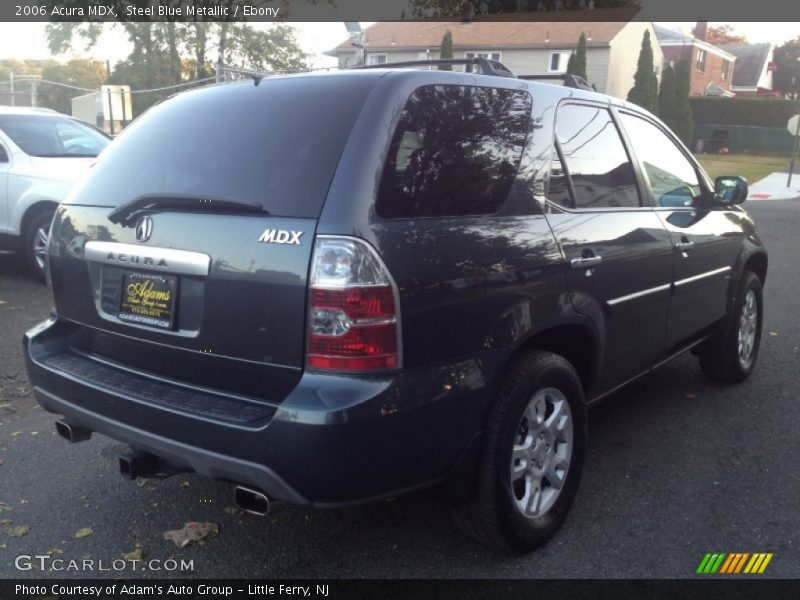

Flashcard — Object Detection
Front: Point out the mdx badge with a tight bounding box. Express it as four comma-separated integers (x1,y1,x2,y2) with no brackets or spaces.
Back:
135,215,153,242
258,229,303,245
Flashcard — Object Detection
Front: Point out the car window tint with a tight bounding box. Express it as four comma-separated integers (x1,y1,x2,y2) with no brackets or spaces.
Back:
0,115,109,158
377,85,532,218
65,76,378,218
551,104,639,209
620,113,701,208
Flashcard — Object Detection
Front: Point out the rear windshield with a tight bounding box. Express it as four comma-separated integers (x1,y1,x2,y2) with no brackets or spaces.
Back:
65,75,378,218
0,115,109,158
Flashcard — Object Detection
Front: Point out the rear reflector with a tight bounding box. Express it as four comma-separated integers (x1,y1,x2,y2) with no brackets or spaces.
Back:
307,237,400,372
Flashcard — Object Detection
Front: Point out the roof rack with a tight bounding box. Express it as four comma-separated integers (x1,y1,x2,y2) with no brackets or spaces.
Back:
517,73,594,92
355,58,516,79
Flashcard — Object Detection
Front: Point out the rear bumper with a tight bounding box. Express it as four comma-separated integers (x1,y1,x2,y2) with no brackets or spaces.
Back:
24,317,496,506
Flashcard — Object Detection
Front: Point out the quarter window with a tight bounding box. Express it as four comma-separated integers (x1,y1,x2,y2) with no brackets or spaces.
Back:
619,113,702,208
549,104,639,209
377,85,532,218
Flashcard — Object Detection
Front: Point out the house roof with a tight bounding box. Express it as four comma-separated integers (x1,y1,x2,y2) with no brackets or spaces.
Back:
332,21,630,53
653,24,737,61
717,43,772,88
653,24,693,44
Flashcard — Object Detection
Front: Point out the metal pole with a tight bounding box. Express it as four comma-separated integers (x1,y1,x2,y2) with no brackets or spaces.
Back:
30,77,37,107
788,119,800,188
9,71,14,107
107,87,115,136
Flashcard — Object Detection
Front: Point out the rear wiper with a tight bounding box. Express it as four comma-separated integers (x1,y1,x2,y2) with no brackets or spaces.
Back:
108,194,268,226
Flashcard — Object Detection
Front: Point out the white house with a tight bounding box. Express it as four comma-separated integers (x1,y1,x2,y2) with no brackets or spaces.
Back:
327,21,663,99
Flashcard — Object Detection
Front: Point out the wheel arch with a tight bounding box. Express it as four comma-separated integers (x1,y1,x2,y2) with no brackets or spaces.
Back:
743,251,768,286
510,320,600,397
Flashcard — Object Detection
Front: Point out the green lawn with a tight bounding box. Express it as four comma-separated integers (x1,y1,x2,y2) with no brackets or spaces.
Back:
694,154,788,184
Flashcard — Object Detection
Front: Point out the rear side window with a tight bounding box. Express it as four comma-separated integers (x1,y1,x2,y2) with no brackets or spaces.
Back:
377,85,532,218
550,104,640,209
65,75,378,218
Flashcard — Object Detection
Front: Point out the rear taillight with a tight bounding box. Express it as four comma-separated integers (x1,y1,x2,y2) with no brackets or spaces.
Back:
307,236,401,372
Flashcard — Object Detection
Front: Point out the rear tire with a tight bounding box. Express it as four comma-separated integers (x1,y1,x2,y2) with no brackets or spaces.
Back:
24,208,54,283
699,270,763,383
452,351,587,553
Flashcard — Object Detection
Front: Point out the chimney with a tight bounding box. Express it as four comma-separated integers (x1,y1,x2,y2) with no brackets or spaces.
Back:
693,22,708,42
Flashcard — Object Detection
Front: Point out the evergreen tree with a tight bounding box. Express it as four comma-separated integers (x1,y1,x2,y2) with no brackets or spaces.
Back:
627,30,659,115
672,58,694,146
439,30,453,71
658,62,676,130
567,32,588,81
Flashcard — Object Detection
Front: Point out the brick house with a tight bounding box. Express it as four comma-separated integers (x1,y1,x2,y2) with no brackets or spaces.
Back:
654,23,737,97
327,21,663,100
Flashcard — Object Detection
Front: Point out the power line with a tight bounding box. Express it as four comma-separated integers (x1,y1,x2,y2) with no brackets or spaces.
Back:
0,75,219,95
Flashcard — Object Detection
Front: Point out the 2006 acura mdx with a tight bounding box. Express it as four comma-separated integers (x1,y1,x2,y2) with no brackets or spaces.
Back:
25,60,767,552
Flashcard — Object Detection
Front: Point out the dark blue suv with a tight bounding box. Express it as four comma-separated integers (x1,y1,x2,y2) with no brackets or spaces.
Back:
25,61,767,552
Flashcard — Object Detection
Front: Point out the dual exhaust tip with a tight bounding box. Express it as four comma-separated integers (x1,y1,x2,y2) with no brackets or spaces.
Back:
56,419,272,516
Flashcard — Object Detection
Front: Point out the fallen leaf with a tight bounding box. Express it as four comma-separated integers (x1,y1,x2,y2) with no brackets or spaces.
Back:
769,331,779,336
19,499,29,505
0,519,11,525
11,432,21,437
137,479,148,488
162,522,219,548
7,525,30,537
74,527,94,539
0,403,14,412
30,431,39,436
46,548,63,555
123,548,145,561
223,506,240,515
178,481,190,489
0,459,4,466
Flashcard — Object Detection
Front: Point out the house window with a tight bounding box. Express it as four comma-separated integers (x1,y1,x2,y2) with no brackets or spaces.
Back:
464,51,502,72
366,54,388,66
695,49,706,72
548,51,573,74
465,51,502,62
721,60,730,81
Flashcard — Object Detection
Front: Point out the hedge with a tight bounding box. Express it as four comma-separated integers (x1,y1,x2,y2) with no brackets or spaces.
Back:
691,97,798,128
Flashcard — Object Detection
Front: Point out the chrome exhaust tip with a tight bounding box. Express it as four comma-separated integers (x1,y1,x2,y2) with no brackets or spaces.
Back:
55,419,92,443
234,485,271,516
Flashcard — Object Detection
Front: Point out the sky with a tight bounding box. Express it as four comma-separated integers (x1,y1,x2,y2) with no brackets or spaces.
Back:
0,22,797,70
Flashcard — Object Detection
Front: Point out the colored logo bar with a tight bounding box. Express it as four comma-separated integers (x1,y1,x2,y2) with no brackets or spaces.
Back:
696,552,773,574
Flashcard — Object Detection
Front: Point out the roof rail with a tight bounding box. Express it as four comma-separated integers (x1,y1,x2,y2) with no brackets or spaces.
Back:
517,73,594,92
355,58,516,79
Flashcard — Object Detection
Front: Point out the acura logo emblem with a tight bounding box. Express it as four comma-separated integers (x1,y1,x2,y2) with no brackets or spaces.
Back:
135,216,153,243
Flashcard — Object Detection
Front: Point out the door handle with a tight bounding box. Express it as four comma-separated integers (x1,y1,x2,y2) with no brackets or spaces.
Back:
675,241,694,252
571,256,603,269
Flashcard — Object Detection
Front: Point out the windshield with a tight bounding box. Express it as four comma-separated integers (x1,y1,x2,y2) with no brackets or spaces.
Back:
0,115,110,158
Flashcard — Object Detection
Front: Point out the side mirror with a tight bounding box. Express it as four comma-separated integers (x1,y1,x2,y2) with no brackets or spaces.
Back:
0,144,8,163
714,175,748,205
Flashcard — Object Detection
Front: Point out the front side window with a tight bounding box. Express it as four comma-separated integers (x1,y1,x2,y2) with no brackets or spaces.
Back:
549,104,639,209
0,115,109,158
619,113,702,207
377,85,532,218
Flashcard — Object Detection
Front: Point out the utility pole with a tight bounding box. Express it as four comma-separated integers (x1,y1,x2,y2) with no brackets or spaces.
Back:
30,75,39,107
9,71,14,107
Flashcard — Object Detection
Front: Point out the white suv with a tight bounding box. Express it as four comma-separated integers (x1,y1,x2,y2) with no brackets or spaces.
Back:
0,106,110,279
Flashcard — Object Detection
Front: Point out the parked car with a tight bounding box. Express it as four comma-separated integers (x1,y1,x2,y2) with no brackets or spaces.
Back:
24,61,767,553
0,106,110,279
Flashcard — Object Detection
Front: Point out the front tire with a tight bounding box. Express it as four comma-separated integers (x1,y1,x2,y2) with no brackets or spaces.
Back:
453,351,587,553
24,208,54,283
699,270,763,383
